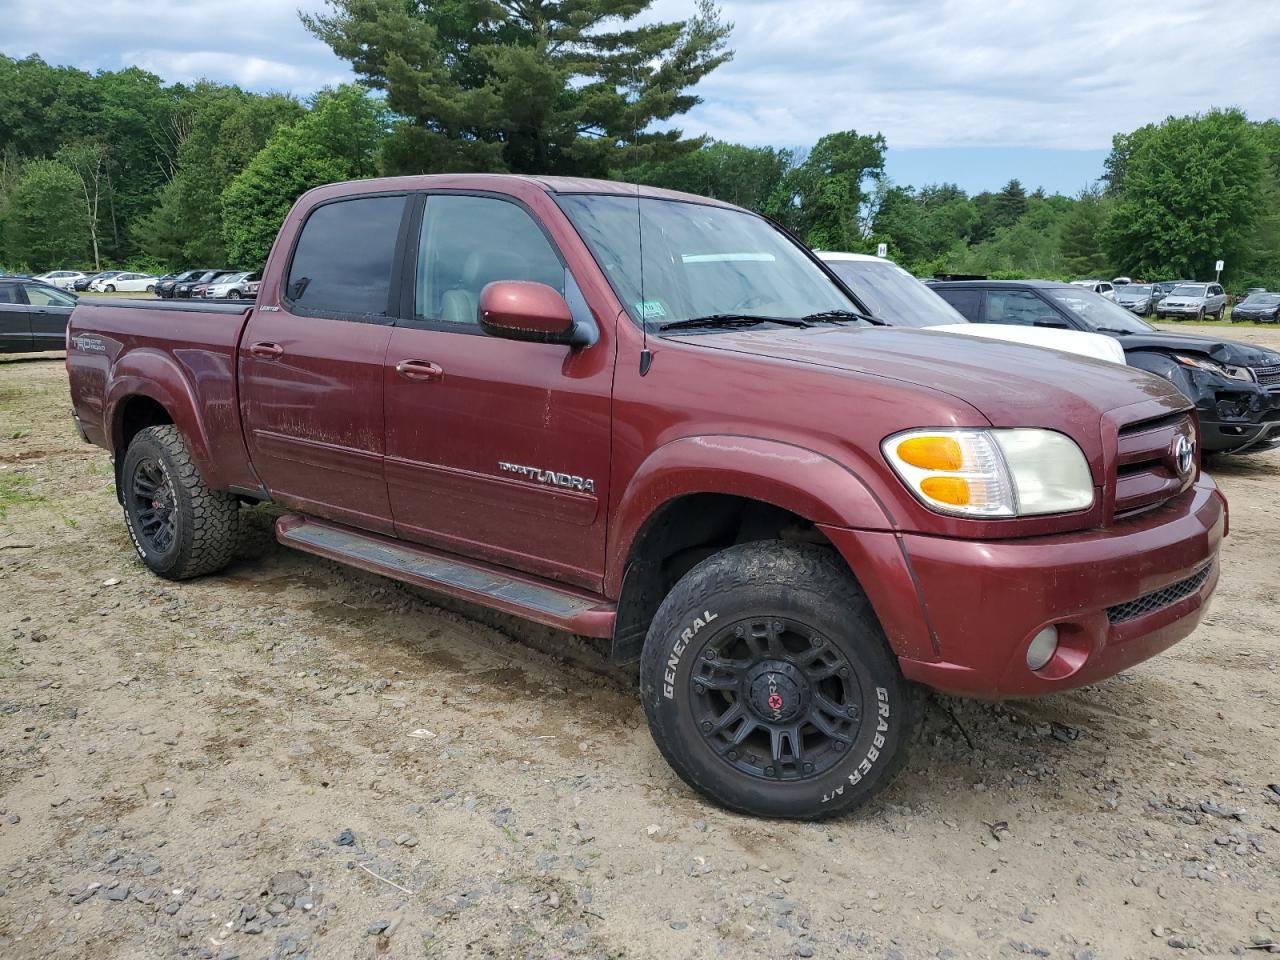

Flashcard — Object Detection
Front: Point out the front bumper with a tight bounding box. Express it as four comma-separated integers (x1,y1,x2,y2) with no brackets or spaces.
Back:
821,477,1224,699
1159,303,1207,316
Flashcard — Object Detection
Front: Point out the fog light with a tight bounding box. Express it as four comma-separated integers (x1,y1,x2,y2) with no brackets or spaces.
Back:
1026,626,1059,671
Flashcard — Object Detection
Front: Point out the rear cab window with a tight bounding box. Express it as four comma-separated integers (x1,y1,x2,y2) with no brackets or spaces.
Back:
285,195,408,318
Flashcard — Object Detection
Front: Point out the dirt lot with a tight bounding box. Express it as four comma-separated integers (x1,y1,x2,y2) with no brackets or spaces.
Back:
1,329,1278,960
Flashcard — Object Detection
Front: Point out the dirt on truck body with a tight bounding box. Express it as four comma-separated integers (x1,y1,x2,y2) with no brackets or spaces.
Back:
3,352,1280,958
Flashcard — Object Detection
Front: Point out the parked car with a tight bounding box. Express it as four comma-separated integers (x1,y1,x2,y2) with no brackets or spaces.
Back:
205,271,261,299
33,270,88,291
190,272,240,298
89,272,159,293
174,270,230,298
931,279,1280,453
817,252,1124,364
1156,282,1227,321
67,174,1227,819
1232,291,1280,323
1234,287,1267,306
0,278,77,353
75,271,120,292
1113,283,1158,316
157,270,208,299
1071,279,1115,300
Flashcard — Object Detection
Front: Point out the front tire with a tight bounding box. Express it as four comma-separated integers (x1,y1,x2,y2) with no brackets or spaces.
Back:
121,425,240,580
640,541,918,819
1196,308,1205,322
104,284,115,293
227,290,241,300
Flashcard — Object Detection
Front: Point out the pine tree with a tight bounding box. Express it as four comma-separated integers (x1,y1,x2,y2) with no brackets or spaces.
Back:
302,0,733,177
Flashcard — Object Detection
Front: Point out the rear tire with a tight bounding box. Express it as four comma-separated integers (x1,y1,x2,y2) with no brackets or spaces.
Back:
640,541,918,819
121,425,240,580
146,284,155,293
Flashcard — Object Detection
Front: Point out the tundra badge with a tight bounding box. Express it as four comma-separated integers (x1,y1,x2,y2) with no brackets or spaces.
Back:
499,462,595,495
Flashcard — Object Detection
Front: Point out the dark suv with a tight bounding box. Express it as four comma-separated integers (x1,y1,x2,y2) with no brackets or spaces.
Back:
931,279,1280,453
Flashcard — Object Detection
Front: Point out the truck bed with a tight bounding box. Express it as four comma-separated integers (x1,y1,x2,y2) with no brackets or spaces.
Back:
66,296,262,496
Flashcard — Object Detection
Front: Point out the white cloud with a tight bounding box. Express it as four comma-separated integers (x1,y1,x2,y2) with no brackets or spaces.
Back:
0,0,349,94
2,0,1277,151
652,0,1280,149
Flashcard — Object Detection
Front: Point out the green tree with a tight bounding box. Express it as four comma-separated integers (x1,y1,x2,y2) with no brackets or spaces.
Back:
627,140,791,211
302,0,733,177
134,85,303,266
767,130,886,249
1058,185,1112,277
221,85,388,267
2,160,92,270
1103,109,1265,278
991,179,1028,230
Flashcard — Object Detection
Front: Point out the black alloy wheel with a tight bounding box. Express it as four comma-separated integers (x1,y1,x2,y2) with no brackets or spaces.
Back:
129,457,178,554
688,616,862,783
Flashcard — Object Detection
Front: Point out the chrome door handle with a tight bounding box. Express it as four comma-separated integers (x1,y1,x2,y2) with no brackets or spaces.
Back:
395,359,444,382
249,341,284,360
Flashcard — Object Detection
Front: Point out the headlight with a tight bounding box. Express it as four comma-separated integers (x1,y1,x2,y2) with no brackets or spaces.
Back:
1175,355,1255,382
882,428,1094,518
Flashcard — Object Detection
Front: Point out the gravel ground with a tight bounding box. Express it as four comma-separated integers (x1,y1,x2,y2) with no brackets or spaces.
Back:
1,331,1278,960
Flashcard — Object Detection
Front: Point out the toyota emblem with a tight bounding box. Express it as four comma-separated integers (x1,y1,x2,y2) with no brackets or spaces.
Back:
1173,434,1195,476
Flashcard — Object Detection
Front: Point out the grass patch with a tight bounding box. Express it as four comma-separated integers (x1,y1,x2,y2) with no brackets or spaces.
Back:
0,473,45,520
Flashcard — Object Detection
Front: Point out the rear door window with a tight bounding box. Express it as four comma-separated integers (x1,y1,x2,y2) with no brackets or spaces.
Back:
981,290,1063,326
935,288,983,321
286,195,407,318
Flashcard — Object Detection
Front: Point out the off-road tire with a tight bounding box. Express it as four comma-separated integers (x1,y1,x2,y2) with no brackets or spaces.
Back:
121,425,240,580
640,541,919,819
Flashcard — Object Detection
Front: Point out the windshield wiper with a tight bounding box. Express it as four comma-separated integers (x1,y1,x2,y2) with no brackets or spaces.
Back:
657,314,812,332
800,308,887,326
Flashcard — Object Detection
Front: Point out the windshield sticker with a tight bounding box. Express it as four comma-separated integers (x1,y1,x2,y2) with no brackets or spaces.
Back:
635,300,669,321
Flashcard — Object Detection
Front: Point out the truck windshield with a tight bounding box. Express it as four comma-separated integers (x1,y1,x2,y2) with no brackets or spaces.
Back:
822,258,966,328
557,194,855,330
1045,288,1154,334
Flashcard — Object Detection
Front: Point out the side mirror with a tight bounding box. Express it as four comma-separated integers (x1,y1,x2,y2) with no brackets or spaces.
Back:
479,281,584,346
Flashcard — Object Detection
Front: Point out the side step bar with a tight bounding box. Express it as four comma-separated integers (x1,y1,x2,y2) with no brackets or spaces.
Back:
275,515,616,638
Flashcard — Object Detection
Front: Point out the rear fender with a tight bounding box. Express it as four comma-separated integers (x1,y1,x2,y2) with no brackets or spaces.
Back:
105,349,219,488
605,435,897,597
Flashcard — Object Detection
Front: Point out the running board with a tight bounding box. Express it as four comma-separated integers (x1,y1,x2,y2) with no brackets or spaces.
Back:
275,515,616,638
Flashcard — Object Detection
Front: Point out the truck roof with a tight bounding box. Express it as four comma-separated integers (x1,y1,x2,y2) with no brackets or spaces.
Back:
297,173,739,210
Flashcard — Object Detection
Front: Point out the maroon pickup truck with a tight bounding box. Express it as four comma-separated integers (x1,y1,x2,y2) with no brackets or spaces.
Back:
66,175,1226,818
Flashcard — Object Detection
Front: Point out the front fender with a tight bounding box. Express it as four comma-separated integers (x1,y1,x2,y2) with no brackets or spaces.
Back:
605,434,897,596
105,349,221,488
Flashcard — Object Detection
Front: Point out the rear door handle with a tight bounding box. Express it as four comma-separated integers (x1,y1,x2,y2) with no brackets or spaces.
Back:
249,341,284,360
395,359,444,382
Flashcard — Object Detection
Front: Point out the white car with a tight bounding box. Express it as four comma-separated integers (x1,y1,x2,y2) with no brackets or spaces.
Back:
1070,279,1116,301
33,270,87,291
204,271,261,299
817,252,1127,365
89,272,159,293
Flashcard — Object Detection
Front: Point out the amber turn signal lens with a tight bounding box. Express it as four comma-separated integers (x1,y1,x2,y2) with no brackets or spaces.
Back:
920,476,971,506
896,436,964,471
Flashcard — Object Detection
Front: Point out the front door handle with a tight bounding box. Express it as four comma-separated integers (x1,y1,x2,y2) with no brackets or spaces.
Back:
250,341,284,360
395,359,444,382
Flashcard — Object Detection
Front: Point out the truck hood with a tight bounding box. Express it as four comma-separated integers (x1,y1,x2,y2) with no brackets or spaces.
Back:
1117,329,1280,366
929,323,1127,365
667,325,1188,429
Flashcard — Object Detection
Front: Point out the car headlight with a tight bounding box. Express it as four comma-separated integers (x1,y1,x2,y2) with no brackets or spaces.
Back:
1175,355,1255,382
882,428,1094,518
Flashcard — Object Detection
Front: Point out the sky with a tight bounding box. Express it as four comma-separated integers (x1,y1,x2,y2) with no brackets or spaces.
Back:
2,0,1278,196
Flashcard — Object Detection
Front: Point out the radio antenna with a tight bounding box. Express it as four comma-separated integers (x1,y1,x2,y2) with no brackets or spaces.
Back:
637,181,652,375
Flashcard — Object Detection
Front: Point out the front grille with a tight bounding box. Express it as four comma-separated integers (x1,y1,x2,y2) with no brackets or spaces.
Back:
1113,413,1196,516
1251,363,1280,390
1107,564,1212,624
